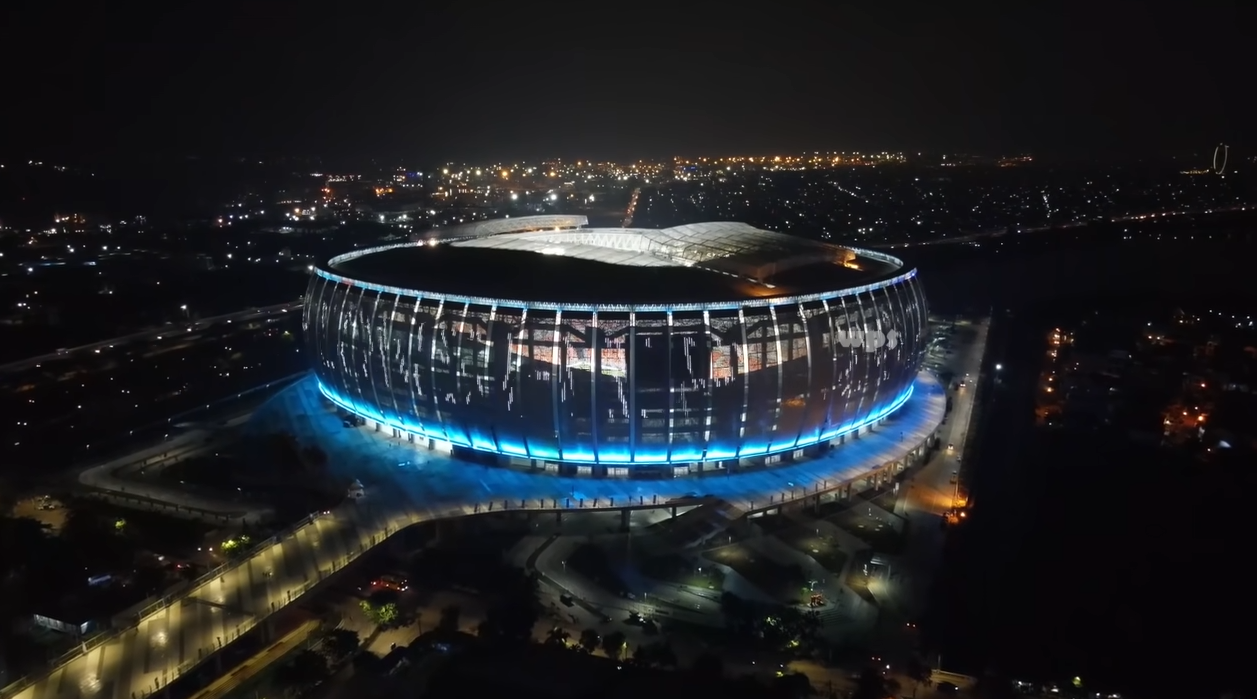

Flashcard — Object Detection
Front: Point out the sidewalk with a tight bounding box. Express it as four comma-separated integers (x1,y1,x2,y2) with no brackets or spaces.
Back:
874,319,990,636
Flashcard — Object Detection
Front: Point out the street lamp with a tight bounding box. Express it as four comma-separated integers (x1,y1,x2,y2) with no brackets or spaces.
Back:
995,363,1002,371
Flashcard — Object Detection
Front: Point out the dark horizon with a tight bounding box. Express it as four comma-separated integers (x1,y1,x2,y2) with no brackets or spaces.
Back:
2,1,1252,164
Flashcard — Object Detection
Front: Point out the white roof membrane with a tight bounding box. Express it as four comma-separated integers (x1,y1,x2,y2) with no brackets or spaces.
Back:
449,219,850,281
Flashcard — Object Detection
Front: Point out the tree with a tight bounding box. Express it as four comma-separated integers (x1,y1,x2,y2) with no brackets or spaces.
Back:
601,630,626,660
691,652,724,679
632,641,677,668
477,569,540,645
973,673,1017,699
719,591,746,617
360,591,400,627
905,654,933,691
275,649,327,694
0,516,50,581
322,628,360,662
60,506,125,567
631,643,650,666
0,516,56,633
301,445,328,470
578,628,600,654
437,604,461,632
360,600,398,627
351,651,380,674
220,534,253,560
268,432,303,473
852,667,890,699
299,446,331,490
132,565,167,596
771,672,814,699
544,627,571,648
655,643,678,667
0,516,48,559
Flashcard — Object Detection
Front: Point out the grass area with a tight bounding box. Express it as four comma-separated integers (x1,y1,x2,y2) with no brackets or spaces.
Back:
638,553,726,590
567,543,629,596
702,544,808,604
774,527,849,577
827,507,907,555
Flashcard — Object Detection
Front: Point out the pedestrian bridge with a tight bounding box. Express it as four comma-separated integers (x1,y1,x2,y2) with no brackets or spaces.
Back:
1,372,945,699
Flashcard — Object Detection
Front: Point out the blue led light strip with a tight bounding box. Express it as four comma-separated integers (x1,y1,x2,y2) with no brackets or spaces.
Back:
317,378,915,467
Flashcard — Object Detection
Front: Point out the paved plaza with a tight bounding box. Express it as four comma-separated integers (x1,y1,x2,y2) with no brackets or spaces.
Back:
256,372,946,513
4,371,945,699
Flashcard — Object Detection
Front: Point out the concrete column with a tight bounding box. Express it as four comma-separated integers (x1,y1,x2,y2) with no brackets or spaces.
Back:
620,509,630,531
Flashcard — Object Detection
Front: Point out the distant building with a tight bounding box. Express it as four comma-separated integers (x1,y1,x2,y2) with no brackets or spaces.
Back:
30,574,143,638
32,609,97,637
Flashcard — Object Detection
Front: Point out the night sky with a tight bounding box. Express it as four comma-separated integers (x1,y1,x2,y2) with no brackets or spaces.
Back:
3,1,1251,162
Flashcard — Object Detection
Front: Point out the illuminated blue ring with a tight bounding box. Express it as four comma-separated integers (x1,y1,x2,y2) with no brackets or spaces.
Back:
317,379,915,466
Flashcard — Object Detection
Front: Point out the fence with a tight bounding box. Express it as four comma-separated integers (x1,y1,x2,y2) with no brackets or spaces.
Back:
77,486,255,526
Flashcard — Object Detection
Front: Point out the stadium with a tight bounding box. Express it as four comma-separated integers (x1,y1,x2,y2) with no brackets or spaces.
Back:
304,215,928,478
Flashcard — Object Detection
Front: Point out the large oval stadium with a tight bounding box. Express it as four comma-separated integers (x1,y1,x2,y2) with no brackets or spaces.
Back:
304,215,928,476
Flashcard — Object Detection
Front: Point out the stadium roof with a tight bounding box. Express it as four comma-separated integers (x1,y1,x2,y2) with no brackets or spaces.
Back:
324,216,906,306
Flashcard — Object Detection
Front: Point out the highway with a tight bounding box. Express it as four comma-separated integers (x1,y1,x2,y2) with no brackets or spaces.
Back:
0,302,301,375
3,370,947,699
76,414,275,526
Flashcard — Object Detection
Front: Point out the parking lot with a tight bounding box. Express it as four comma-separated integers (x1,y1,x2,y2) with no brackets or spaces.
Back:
10,494,68,532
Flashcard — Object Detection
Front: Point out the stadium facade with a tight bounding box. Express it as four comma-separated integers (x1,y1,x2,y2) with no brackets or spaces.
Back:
305,215,928,477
